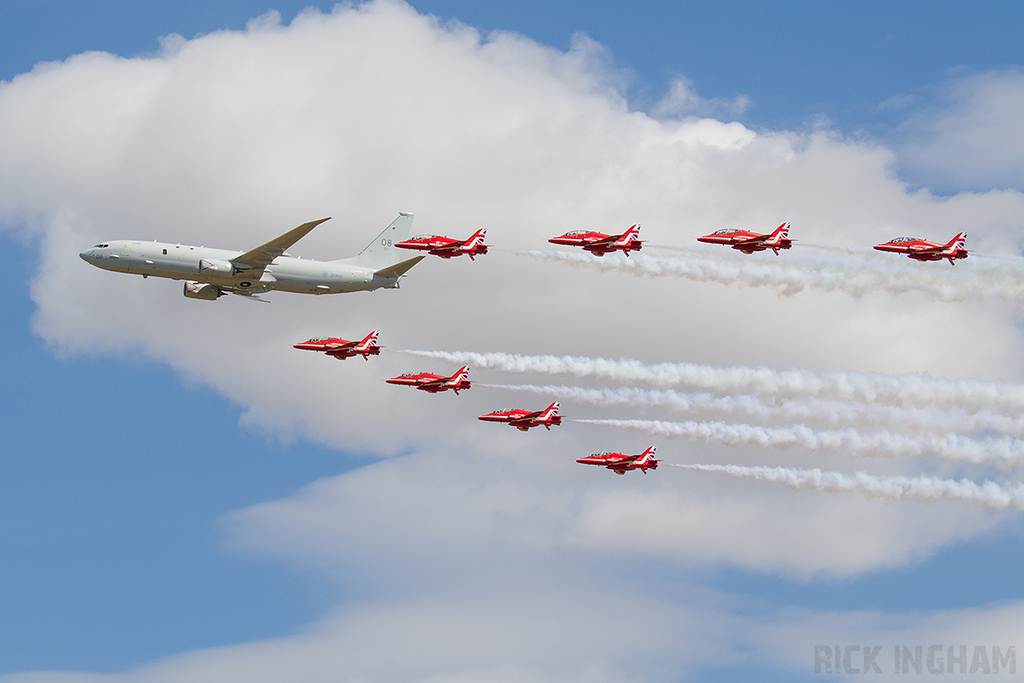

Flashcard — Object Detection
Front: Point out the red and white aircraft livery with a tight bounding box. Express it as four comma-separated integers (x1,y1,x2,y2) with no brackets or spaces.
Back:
697,222,792,255
873,232,968,265
478,402,561,431
394,228,489,260
548,224,642,256
293,330,381,360
386,365,471,394
576,446,659,475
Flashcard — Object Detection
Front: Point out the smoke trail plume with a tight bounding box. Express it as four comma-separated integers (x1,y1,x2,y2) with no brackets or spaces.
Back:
404,350,1024,415
510,248,1024,303
478,383,1024,437
667,463,1024,510
576,418,1024,466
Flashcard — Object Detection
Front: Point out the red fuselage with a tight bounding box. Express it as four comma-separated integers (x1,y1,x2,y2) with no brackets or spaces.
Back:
548,225,642,256
394,230,488,259
873,234,968,265
576,447,659,474
697,223,792,254
478,402,561,431
386,366,471,394
293,333,380,360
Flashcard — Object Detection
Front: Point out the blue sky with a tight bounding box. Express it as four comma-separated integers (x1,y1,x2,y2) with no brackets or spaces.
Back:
2,2,1024,681
5,0,1024,132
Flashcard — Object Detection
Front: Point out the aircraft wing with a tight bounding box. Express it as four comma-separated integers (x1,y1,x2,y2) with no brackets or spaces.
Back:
231,217,332,273
733,234,768,245
584,235,618,247
508,411,541,425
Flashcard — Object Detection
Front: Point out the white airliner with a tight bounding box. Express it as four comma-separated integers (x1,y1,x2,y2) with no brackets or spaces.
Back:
79,213,425,301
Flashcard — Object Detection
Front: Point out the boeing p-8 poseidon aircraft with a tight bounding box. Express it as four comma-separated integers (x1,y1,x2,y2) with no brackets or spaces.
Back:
79,213,425,301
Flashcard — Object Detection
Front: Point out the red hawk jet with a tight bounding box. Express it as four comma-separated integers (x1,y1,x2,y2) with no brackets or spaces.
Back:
697,222,792,255
576,446,659,475
548,224,642,256
873,231,968,265
293,330,380,360
478,402,561,431
386,365,471,394
394,228,489,260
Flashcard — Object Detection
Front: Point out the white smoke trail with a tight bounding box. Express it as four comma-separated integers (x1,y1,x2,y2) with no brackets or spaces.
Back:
404,350,1024,414
667,463,1024,510
576,418,1024,466
509,248,1024,303
478,383,1024,437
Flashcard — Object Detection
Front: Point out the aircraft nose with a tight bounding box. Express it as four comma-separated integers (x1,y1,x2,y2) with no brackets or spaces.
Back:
79,249,93,262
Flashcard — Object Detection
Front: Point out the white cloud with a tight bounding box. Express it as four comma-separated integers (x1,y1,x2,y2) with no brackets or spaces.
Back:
897,70,1024,195
2,0,1024,679
653,75,751,120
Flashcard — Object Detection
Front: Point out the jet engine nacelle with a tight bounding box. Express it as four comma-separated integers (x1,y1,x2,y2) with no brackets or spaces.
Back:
183,281,223,300
198,258,235,276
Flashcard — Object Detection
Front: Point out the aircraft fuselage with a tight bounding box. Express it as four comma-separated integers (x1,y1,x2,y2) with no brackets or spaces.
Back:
80,240,396,294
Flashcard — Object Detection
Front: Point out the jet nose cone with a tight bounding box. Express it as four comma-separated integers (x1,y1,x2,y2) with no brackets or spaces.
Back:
79,250,92,262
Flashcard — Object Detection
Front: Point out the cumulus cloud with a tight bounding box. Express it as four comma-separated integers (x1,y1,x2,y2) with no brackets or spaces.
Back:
897,69,1024,196
2,0,1024,680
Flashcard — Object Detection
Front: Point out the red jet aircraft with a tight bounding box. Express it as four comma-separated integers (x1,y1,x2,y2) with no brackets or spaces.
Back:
394,228,488,260
386,365,471,394
576,446,659,475
697,222,792,255
548,224,642,256
873,231,968,265
478,401,561,431
293,330,380,360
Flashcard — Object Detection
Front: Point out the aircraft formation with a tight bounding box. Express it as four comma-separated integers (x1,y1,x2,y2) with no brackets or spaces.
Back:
80,213,979,475
80,215,973,303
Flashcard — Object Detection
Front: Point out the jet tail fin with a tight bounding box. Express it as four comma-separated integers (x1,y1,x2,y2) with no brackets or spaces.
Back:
334,213,417,270
946,231,968,248
540,401,560,419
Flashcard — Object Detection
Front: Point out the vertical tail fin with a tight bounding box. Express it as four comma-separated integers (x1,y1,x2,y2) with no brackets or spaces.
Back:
540,401,560,419
356,330,379,351
334,213,416,270
767,222,790,242
616,224,640,245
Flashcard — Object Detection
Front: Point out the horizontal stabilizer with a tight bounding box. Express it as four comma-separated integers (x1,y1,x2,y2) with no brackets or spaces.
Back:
376,255,425,279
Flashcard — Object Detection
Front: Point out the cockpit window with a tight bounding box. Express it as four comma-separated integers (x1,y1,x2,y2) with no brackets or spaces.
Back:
712,229,736,235
94,243,109,248
891,237,920,243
